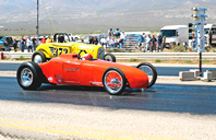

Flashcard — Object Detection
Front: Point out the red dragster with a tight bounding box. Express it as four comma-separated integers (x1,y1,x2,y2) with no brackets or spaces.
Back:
17,50,157,95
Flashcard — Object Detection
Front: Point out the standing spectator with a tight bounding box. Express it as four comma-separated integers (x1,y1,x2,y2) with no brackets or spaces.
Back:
150,35,157,52
142,33,146,47
115,28,121,38
94,36,98,45
120,32,126,41
100,36,107,49
157,33,163,52
143,35,147,50
108,28,114,39
41,36,46,44
70,37,75,42
119,31,126,48
145,34,152,52
89,36,94,44
142,34,146,50
46,35,52,43
137,35,144,50
12,38,17,52
3,39,9,52
32,36,37,51
183,42,188,51
20,36,26,52
26,36,33,52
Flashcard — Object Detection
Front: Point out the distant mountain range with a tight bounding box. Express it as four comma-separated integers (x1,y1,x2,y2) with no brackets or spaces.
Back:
0,0,216,35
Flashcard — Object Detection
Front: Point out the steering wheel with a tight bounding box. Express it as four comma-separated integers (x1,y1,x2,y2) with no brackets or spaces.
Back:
77,50,87,59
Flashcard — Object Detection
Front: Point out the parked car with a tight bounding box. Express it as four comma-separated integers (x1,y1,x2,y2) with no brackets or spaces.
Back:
204,24,216,47
17,50,157,95
68,33,81,41
160,25,188,48
0,36,13,51
83,34,108,44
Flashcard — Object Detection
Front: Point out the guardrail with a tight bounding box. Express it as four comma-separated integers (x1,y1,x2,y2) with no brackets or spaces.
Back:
2,52,32,59
113,52,216,60
1,52,216,60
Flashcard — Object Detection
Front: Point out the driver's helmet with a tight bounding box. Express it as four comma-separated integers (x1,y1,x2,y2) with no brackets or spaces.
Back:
82,53,93,60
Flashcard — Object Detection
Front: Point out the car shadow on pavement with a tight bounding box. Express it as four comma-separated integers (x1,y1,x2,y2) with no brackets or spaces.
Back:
39,84,105,92
37,84,155,97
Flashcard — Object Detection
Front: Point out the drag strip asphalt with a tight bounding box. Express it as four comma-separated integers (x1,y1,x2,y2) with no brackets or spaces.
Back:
0,77,216,115
0,63,20,71
0,62,215,76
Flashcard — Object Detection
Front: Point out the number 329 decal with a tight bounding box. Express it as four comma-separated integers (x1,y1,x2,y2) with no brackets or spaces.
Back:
49,47,69,57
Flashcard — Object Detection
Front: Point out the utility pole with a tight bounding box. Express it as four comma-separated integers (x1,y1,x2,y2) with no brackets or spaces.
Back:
36,0,39,45
189,7,207,76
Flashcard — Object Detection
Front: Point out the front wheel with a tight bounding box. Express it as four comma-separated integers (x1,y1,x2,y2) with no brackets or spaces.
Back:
102,68,126,95
136,62,157,88
104,53,116,62
17,62,42,90
32,51,46,63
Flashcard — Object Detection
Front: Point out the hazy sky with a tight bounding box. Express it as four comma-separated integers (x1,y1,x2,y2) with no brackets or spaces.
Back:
0,0,215,34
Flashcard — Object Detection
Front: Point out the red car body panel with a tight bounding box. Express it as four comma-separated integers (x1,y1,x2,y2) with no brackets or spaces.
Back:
39,54,149,89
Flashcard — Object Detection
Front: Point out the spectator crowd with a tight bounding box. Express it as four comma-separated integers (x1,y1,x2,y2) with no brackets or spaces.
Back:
19,35,53,52
2,35,60,52
85,27,164,52
137,33,163,52
1,29,164,52
86,28,127,49
2,35,51,52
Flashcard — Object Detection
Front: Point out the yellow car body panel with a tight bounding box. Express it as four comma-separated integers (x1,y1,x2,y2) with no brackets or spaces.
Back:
35,42,104,59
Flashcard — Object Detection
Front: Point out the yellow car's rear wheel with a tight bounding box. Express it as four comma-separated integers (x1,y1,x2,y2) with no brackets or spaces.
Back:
104,53,116,62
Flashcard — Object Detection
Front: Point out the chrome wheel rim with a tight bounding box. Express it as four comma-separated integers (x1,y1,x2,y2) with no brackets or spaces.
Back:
104,70,123,94
105,55,112,61
34,55,42,63
139,65,153,83
20,68,33,87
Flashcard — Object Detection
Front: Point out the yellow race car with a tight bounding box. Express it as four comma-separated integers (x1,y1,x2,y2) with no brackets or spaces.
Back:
32,34,116,63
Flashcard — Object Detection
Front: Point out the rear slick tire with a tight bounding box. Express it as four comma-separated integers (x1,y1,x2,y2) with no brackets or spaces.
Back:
136,62,157,88
17,62,42,90
104,53,116,62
